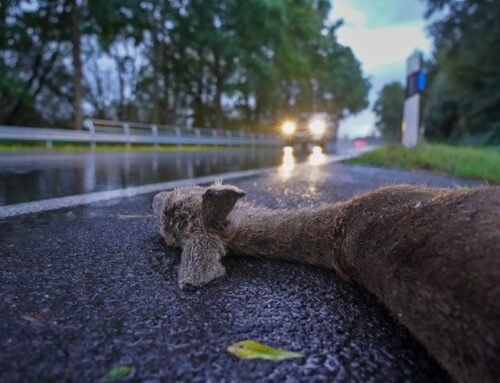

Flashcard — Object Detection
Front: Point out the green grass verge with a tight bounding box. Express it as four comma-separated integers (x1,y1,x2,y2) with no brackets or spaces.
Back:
345,144,500,183
0,140,256,152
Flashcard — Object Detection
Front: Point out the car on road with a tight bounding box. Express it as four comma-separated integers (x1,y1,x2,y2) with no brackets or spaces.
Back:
280,113,330,150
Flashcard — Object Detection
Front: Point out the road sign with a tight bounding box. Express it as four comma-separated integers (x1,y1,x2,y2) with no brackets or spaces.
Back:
402,50,424,147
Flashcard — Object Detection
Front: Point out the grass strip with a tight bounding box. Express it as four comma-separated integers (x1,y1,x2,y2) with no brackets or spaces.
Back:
345,144,500,183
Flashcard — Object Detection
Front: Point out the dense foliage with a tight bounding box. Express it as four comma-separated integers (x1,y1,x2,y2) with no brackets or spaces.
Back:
423,0,500,145
0,0,370,134
373,82,404,143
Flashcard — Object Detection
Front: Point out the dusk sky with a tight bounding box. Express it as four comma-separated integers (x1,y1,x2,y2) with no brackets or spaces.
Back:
330,0,433,138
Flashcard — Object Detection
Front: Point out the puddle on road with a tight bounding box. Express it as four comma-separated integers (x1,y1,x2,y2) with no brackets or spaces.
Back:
0,145,361,212
0,148,288,206
0,147,344,206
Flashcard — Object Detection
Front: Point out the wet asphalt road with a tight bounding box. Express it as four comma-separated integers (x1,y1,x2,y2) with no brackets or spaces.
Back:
0,161,484,383
0,148,286,206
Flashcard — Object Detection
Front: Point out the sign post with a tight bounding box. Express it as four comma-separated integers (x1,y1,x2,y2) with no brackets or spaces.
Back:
402,50,425,147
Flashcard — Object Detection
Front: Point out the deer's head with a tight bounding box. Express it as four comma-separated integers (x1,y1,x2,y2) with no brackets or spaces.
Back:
152,183,245,289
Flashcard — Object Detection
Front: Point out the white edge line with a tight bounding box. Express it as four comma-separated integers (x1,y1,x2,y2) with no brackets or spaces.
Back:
0,151,363,219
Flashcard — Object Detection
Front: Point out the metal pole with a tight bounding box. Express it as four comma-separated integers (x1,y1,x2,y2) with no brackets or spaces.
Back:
151,124,158,149
123,123,131,150
83,118,96,149
175,126,181,148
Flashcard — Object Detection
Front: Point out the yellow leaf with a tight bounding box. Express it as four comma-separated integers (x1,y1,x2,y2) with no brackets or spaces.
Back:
104,366,133,381
227,340,303,361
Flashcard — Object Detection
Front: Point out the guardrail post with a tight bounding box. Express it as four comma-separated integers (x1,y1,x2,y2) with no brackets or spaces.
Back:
239,131,245,146
151,124,158,149
212,129,218,147
123,123,130,149
83,118,96,149
45,140,53,148
195,128,201,148
174,126,181,148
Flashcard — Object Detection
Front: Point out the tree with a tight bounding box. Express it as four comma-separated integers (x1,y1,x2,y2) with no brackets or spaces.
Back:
0,0,74,126
373,82,404,143
423,0,500,144
71,0,84,130
0,0,370,139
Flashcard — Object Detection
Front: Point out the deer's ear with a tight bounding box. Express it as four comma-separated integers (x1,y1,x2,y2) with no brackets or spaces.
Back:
202,184,245,226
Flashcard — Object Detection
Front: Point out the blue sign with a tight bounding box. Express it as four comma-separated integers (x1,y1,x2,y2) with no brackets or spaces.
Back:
417,71,426,92
406,70,426,98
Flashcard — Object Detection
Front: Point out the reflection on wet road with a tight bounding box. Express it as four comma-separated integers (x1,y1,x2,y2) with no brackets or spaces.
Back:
308,146,327,165
280,146,296,175
0,147,339,206
279,145,327,179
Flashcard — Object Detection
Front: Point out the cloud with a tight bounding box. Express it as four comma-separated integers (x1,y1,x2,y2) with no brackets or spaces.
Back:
331,0,432,138
338,0,427,28
337,24,431,71
332,0,367,27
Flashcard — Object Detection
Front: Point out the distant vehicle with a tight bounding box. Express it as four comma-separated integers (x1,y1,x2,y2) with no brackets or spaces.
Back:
280,113,330,150
354,139,368,149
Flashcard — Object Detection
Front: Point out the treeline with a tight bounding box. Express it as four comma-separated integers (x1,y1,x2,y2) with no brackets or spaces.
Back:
373,82,404,143
374,0,500,145
0,0,370,134
424,0,500,145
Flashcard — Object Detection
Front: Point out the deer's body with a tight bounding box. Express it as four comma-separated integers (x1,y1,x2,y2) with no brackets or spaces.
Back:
153,184,500,383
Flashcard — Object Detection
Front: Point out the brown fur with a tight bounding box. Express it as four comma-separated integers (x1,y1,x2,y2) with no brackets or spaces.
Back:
153,183,500,383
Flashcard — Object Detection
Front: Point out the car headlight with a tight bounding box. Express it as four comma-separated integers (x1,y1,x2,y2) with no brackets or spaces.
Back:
282,121,296,135
308,119,326,136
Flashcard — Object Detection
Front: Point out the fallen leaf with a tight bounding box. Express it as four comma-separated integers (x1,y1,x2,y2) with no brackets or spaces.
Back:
227,340,303,361
104,366,133,381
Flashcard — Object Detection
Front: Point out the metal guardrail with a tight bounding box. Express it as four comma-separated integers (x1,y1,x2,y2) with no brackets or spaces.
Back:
0,119,282,147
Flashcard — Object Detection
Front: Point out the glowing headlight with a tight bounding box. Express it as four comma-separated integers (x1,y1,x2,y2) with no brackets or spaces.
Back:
282,121,296,135
309,119,326,136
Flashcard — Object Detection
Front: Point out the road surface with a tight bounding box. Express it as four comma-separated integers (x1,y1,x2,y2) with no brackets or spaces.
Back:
0,159,483,382
0,148,286,205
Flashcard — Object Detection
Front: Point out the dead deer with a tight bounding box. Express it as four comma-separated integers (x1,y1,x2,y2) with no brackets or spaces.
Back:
152,183,500,383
